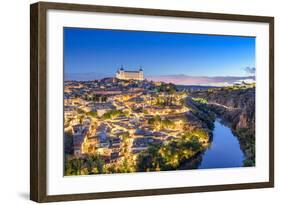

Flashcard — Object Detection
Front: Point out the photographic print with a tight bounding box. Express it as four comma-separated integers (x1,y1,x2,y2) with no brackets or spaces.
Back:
63,28,256,176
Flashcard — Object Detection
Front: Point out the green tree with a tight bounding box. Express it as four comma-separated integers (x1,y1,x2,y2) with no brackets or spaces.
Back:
85,156,95,175
87,111,97,118
95,157,105,174
64,156,73,176
78,115,85,124
70,158,84,175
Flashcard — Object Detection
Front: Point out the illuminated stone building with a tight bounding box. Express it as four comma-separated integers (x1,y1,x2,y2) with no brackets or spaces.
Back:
116,66,144,81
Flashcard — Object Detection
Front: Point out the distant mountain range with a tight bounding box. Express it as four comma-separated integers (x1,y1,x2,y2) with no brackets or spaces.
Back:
65,72,255,86
146,75,255,86
65,72,112,81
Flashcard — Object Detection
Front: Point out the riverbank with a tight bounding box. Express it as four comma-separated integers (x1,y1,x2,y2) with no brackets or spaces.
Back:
188,86,255,166
178,119,245,169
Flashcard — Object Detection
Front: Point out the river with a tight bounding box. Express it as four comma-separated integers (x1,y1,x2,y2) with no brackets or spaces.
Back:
198,119,245,169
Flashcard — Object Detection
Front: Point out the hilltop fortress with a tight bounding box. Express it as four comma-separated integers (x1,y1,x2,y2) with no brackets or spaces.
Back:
116,66,144,81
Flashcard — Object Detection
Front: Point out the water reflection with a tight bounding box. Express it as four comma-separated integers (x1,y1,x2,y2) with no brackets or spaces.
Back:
181,119,245,169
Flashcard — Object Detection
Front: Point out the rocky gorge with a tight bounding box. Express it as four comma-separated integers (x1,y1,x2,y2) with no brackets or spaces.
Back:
188,86,256,166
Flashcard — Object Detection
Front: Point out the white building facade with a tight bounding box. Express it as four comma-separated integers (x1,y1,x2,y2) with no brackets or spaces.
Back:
116,67,144,81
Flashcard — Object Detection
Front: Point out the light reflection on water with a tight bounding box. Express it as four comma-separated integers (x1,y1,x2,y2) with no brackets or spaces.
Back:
198,119,244,169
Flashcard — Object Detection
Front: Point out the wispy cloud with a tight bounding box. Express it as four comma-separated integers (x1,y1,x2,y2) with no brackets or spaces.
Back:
244,66,256,75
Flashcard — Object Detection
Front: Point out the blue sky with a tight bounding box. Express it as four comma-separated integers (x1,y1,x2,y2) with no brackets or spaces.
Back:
64,27,255,78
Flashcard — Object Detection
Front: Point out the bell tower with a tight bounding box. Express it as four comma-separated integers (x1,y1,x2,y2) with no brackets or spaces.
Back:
139,66,144,80
116,65,124,79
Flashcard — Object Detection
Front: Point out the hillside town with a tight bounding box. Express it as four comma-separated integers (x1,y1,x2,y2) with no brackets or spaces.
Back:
64,67,256,175
64,68,211,175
